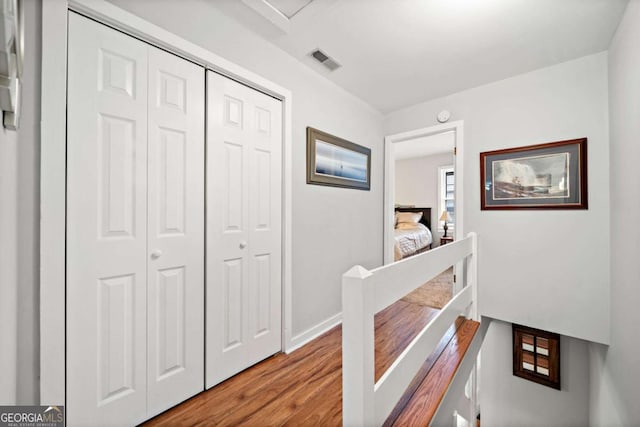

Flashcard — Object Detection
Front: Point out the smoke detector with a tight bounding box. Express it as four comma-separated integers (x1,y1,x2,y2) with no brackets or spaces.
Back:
310,49,341,71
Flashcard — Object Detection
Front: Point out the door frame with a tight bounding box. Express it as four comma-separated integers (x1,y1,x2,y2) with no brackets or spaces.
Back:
383,121,465,265
40,0,294,405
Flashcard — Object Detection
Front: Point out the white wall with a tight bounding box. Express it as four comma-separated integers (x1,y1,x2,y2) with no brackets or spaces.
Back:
395,152,452,245
16,0,41,404
106,0,385,339
589,2,640,425
384,52,609,426
0,0,41,405
385,52,610,345
482,320,590,427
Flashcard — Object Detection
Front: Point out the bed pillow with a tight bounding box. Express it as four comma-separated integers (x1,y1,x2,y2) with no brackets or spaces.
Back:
396,222,427,231
396,211,423,225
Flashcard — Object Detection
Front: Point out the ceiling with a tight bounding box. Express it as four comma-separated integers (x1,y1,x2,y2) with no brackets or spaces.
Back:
212,0,628,113
265,0,314,18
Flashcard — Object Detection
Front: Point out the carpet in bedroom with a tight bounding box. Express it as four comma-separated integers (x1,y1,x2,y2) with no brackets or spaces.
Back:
401,267,453,310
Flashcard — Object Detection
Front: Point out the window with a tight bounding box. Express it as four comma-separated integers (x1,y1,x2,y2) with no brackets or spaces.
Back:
438,166,454,231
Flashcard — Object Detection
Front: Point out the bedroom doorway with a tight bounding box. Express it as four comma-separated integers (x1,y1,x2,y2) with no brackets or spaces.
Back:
383,121,464,266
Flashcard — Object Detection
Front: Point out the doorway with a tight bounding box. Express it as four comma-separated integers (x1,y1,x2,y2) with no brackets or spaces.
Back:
383,121,464,265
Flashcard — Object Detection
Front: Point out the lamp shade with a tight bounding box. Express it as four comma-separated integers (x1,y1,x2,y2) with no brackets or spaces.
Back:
439,210,451,222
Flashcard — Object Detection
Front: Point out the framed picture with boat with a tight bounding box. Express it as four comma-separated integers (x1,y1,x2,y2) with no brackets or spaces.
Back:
306,127,371,191
480,138,588,210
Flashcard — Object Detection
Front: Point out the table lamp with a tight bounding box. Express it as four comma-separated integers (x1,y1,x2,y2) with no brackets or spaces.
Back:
439,210,451,237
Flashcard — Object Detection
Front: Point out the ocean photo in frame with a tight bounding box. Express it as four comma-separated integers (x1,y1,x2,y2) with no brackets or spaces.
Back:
480,138,587,210
307,127,371,190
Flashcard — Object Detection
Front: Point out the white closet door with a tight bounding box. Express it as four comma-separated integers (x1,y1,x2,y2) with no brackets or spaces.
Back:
206,71,283,388
68,13,205,425
67,13,148,426
146,47,205,416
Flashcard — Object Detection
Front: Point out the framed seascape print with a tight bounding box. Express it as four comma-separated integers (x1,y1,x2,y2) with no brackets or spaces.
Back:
480,138,587,210
306,127,371,190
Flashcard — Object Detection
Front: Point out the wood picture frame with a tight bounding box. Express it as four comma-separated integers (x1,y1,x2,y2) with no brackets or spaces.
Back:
480,138,587,210
306,127,371,191
513,324,561,390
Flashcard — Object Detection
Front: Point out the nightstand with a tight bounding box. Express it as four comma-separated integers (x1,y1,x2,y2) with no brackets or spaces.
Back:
440,236,453,246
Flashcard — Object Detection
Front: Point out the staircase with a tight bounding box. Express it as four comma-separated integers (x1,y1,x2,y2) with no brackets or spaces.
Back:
342,233,486,426
384,317,480,426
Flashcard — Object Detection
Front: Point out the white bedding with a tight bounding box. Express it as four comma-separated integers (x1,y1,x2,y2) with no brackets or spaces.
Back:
394,222,433,261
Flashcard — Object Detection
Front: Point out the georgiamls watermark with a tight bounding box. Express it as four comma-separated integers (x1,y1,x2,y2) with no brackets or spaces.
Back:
0,406,64,427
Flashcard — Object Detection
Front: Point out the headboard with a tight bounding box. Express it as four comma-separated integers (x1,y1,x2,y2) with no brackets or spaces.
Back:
394,206,432,230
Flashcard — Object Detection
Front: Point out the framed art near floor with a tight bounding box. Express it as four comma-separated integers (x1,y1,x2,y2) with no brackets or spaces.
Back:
480,138,587,210
513,324,560,390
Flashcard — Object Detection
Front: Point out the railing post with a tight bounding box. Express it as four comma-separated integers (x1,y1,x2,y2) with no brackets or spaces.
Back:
467,232,478,321
468,362,478,427
464,233,481,425
342,265,375,427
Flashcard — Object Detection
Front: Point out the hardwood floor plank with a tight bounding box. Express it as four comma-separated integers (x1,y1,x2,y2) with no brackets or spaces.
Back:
143,292,466,427
375,301,439,381
142,326,344,427
280,368,343,427
219,352,342,426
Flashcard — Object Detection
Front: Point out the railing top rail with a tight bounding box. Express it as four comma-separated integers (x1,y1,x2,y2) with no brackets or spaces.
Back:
369,233,474,275
368,234,475,313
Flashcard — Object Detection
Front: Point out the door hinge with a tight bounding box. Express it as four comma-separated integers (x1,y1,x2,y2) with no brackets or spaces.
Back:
454,147,457,155
453,274,457,283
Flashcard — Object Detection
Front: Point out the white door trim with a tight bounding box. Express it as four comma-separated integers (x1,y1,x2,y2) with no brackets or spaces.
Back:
40,0,294,405
383,121,465,265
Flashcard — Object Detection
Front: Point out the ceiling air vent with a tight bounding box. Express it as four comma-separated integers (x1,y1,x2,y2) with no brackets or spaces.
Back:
310,49,341,71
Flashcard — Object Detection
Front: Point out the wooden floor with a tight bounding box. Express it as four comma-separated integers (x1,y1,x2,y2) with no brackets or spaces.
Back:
143,296,476,427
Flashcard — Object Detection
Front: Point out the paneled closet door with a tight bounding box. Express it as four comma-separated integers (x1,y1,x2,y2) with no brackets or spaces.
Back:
67,13,205,426
67,13,149,426
146,44,205,417
206,71,283,388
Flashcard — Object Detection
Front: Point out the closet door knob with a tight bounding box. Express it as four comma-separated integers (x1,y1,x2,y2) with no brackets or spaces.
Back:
151,249,163,259
239,241,247,249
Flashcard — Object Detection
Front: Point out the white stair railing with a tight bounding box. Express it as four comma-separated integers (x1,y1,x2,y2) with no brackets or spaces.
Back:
342,232,478,427
431,319,489,427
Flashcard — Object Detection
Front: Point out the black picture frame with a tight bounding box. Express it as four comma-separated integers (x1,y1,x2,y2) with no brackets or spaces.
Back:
306,127,371,191
480,138,587,210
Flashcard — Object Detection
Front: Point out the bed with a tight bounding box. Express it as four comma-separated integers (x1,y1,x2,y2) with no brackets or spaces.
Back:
394,207,433,261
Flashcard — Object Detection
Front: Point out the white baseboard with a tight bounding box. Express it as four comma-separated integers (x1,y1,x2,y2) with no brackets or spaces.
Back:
285,312,342,353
